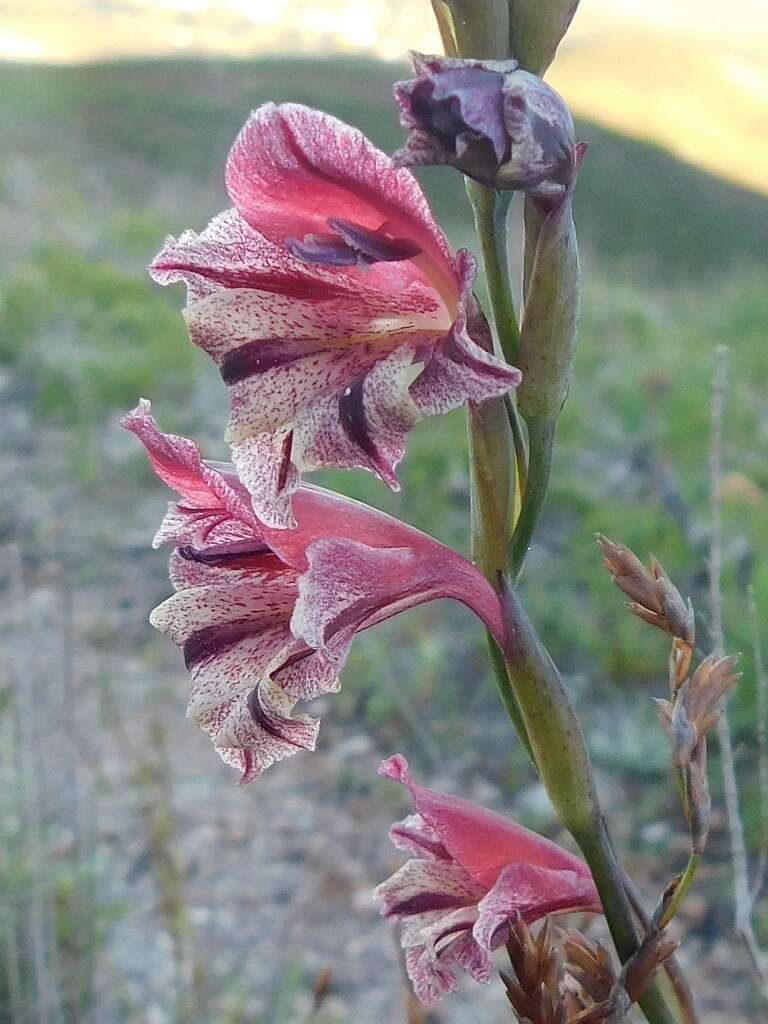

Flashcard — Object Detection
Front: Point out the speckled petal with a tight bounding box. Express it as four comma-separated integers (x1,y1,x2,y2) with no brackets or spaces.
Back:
225,102,455,290
410,250,522,418
149,577,334,784
292,536,506,653
473,862,601,951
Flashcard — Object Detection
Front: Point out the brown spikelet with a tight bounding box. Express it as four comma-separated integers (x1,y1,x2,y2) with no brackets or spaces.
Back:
502,914,567,1024
595,535,694,651
561,929,616,1006
561,929,677,1024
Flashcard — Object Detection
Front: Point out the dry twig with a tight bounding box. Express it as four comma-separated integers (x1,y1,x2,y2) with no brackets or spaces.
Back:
708,345,768,1002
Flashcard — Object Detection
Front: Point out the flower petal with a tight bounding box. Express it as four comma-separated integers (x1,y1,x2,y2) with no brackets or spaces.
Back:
291,537,506,653
410,250,522,418
181,279,445,527
389,814,450,861
374,857,482,921
121,399,259,547
404,947,459,1004
225,103,454,290
379,755,593,890
472,862,601,951
149,573,336,784
150,208,370,304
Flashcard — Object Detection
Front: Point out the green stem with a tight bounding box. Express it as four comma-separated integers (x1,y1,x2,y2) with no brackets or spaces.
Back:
467,163,685,1024
466,181,520,364
509,416,556,577
659,853,701,930
486,631,538,770
500,584,682,1024
575,819,685,1024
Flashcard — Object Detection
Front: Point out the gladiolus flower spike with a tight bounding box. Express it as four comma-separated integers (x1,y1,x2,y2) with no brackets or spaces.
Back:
150,103,521,528
122,401,506,784
374,755,601,1004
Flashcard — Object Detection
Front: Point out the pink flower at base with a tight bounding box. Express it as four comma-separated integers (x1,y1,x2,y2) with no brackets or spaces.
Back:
150,103,521,528
123,401,506,783
374,755,601,1004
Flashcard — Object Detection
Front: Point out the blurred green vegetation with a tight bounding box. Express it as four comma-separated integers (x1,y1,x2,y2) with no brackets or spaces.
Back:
1,56,767,830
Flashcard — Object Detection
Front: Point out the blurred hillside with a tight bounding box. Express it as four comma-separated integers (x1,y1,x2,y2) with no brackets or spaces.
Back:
1,55,767,1023
3,57,768,278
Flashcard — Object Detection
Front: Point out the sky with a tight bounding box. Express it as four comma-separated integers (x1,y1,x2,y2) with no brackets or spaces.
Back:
2,0,767,193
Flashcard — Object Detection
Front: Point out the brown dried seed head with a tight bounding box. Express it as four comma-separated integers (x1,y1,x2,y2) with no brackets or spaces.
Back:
595,536,694,643
561,929,616,1006
686,738,712,854
504,914,568,1024
686,654,740,727
669,654,740,764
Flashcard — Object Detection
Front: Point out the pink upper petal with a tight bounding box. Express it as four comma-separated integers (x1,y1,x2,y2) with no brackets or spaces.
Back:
380,755,593,891
225,103,456,300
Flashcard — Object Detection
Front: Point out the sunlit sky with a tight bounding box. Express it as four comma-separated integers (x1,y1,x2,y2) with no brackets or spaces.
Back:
2,1,768,193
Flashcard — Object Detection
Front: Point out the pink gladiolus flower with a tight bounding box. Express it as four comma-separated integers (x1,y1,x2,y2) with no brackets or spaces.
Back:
150,103,521,528
123,400,505,783
374,755,601,1004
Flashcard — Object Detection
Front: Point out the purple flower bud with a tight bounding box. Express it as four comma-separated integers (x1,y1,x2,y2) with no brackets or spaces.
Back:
394,52,576,201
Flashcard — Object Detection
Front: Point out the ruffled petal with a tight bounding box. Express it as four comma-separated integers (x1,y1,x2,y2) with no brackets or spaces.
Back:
180,278,445,527
472,862,602,952
121,399,259,547
405,947,459,1004
149,572,337,784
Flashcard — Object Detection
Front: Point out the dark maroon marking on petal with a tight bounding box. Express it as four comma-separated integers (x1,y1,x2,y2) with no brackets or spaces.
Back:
390,825,450,861
153,261,354,302
338,375,391,477
328,218,422,263
183,619,257,669
275,646,313,673
388,892,468,917
175,504,228,516
277,431,293,493
322,583,436,646
285,234,359,267
246,686,308,748
239,748,254,780
219,338,316,385
440,331,520,382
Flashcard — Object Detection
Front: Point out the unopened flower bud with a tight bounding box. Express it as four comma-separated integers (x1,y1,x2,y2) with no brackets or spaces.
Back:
393,52,576,201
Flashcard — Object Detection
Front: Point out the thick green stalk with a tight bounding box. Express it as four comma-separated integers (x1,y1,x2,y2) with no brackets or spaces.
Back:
500,585,682,1024
467,168,683,1024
